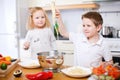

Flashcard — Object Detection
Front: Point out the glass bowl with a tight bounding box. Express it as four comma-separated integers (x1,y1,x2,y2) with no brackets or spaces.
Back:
37,50,64,72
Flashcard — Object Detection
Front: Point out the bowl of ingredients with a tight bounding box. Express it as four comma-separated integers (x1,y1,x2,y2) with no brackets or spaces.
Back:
91,62,120,80
37,50,64,72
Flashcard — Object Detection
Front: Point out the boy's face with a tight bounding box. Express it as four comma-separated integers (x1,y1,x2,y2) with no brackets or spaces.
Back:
32,10,46,28
82,18,101,38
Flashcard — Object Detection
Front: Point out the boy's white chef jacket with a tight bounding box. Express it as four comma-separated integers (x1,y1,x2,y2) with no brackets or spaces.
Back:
69,32,112,68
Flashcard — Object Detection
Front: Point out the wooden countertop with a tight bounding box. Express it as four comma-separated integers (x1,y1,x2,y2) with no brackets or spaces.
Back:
0,65,88,80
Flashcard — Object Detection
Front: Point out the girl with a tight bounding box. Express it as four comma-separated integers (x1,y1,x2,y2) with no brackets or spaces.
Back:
56,10,113,68
24,7,57,59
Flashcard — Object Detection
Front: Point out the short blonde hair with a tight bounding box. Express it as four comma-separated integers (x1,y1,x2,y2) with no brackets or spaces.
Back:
26,7,51,30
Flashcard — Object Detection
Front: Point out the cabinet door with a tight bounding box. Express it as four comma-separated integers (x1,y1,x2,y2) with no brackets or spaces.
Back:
56,40,74,66
64,54,74,66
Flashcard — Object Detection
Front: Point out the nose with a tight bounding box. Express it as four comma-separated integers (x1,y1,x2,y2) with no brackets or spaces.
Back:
39,18,42,21
83,26,87,31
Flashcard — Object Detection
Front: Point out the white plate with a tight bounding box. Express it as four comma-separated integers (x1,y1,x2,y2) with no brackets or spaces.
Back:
18,60,40,68
61,66,92,78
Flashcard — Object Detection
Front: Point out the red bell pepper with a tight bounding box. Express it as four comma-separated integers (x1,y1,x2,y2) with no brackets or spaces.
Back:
25,71,53,80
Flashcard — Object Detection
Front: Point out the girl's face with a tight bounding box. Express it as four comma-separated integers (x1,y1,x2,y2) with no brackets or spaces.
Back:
32,10,46,28
82,18,101,38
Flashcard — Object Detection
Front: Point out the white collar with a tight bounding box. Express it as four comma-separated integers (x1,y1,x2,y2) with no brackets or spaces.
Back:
82,34,103,46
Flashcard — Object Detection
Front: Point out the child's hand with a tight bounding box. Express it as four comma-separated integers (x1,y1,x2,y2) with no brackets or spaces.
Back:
23,42,30,50
55,9,61,18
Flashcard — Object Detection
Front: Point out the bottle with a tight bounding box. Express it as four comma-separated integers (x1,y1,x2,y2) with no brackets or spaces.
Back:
54,21,59,40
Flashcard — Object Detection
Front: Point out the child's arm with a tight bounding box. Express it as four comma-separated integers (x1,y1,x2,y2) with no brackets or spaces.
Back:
55,9,69,38
23,31,31,50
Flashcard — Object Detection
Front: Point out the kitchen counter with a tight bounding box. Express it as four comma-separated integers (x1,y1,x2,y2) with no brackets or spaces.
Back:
0,65,88,80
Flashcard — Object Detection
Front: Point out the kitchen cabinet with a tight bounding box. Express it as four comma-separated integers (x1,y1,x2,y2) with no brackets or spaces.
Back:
56,40,74,54
63,54,74,66
43,3,99,10
56,40,74,66
27,0,99,10
104,38,120,53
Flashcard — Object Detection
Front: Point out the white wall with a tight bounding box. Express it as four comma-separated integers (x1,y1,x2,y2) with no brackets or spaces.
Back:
46,1,120,37
99,2,120,29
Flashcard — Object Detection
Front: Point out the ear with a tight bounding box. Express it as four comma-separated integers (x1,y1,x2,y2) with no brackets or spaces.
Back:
97,24,102,32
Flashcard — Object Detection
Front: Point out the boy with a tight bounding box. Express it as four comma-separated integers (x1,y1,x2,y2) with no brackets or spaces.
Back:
56,10,113,68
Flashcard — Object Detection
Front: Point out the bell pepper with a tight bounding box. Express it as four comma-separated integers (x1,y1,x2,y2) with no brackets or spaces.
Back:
25,71,53,80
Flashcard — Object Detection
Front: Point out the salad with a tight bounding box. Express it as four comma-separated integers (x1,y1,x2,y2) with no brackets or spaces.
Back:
92,62,120,80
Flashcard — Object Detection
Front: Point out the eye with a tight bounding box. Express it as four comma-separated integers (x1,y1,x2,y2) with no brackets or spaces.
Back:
87,25,91,27
41,16,45,19
83,25,85,27
35,17,39,19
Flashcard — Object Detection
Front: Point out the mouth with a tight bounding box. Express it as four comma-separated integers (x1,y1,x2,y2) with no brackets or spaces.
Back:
84,31,89,34
38,22,43,24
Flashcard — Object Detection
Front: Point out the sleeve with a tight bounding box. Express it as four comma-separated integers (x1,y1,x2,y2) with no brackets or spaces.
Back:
25,31,31,42
48,28,57,50
102,42,113,61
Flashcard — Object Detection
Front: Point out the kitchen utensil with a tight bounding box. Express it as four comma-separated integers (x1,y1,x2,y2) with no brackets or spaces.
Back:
101,26,114,38
37,50,64,72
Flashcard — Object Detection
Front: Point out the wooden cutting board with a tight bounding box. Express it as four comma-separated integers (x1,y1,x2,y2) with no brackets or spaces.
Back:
0,59,19,77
